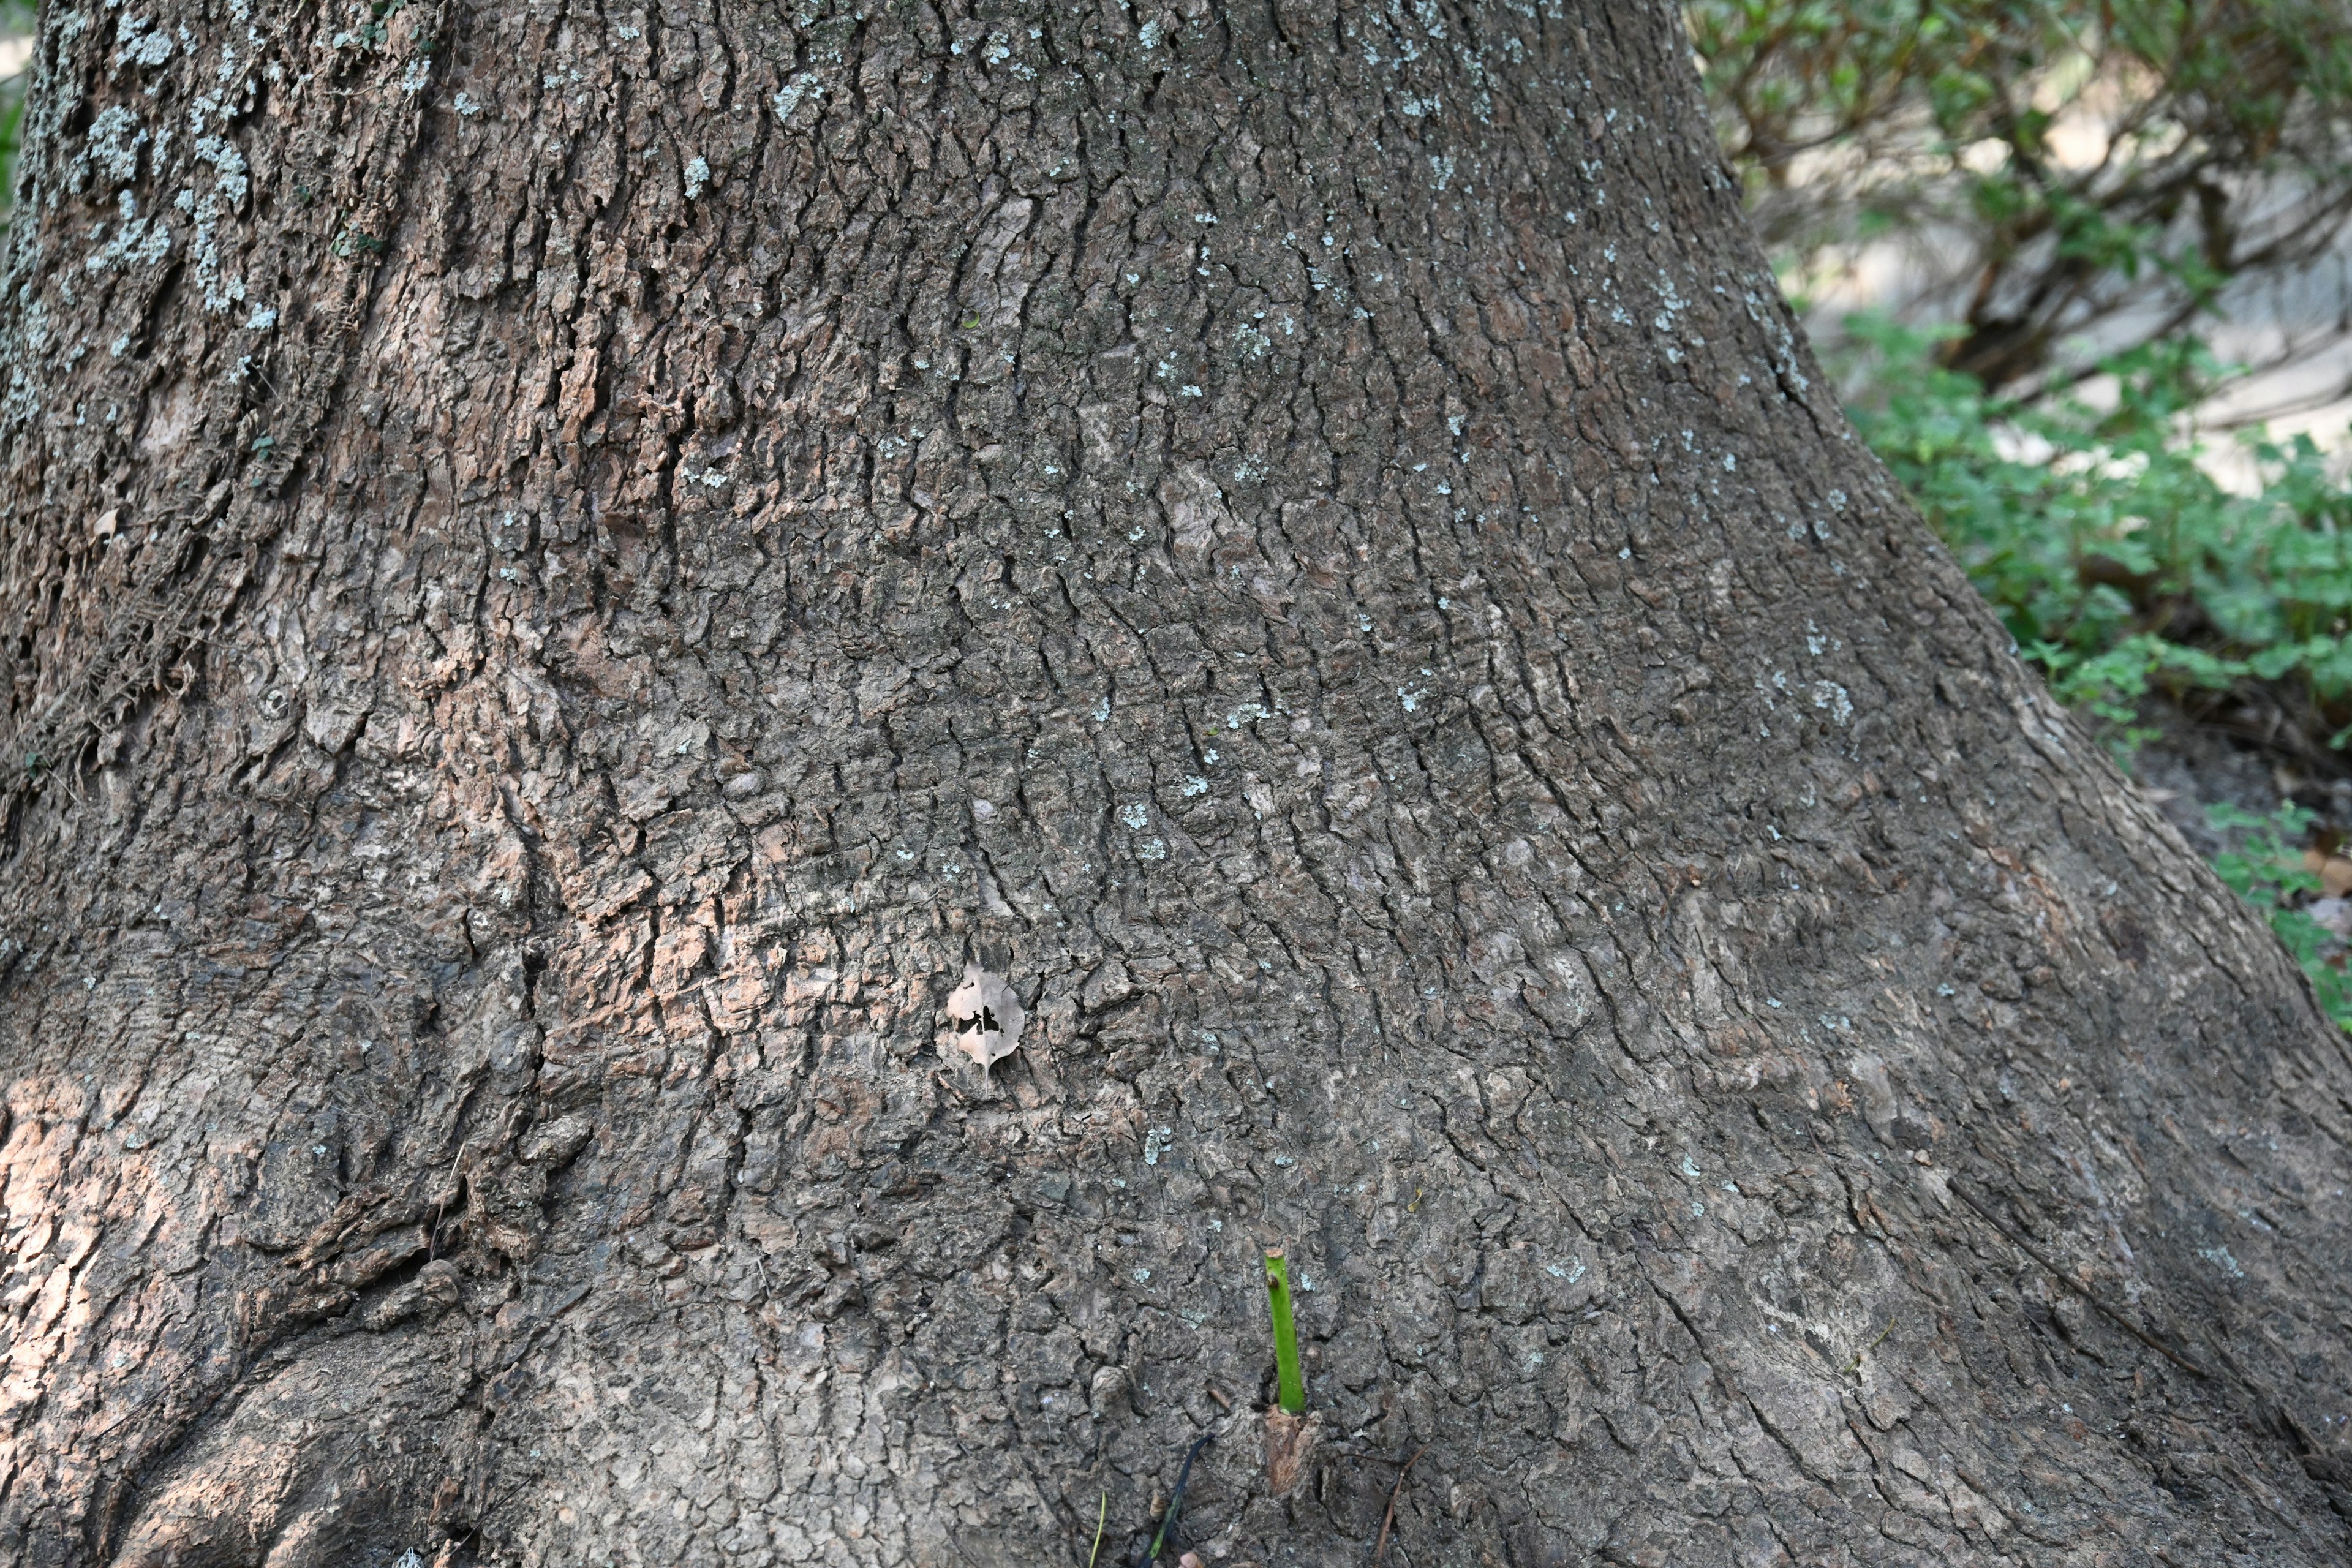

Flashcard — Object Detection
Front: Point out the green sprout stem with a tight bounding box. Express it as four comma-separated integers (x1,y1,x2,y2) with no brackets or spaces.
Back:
1264,1248,1305,1415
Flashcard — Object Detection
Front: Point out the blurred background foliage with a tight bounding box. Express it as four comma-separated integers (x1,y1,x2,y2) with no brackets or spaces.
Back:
1689,0,2352,1020
0,2,29,233
1691,0,2352,399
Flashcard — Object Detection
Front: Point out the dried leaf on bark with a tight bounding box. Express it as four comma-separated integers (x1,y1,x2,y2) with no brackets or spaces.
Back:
941,963,1025,1078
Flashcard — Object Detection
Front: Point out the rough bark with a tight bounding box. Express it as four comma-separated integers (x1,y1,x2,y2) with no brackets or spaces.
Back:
2,1,2350,1564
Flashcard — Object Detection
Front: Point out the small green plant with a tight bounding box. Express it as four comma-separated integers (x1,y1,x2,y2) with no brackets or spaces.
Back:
1262,1248,1304,1415
1690,1,2352,1036
2206,801,2352,1028
1837,317,2352,1029
1839,315,2352,761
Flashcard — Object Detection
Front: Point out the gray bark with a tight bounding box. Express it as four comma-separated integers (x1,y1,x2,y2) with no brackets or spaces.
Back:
1,1,2349,1564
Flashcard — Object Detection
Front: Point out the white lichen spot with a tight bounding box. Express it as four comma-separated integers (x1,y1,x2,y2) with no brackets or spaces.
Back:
192,134,249,205
401,56,430,93
2198,1246,2246,1280
1809,680,1853,725
85,192,171,274
1181,775,1208,797
244,304,276,331
1137,19,1162,48
1142,1126,1172,1164
1398,687,1426,713
113,12,175,69
1138,839,1167,861
453,91,481,115
684,156,710,200
1118,802,1150,831
773,72,822,121
85,106,147,187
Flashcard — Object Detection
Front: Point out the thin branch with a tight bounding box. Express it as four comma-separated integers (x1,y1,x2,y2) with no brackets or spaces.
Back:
1947,1178,2214,1380
1373,1446,1428,1568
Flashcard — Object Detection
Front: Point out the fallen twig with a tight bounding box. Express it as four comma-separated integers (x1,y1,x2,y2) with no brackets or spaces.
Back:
1373,1444,1428,1568
1142,1434,1213,1566
1841,1317,1894,1377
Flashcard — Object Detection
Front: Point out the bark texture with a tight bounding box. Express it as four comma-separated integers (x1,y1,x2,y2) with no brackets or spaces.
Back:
2,1,2351,1564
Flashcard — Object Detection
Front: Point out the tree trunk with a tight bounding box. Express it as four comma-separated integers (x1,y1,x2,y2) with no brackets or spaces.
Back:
3,1,2350,1564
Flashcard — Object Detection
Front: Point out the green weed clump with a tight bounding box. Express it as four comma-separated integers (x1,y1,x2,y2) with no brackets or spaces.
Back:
1844,316,2352,756
1687,0,2352,1028
2206,801,2352,1024
1839,317,2352,1027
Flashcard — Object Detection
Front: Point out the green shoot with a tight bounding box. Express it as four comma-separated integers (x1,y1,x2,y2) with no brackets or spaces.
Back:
1263,1248,1305,1415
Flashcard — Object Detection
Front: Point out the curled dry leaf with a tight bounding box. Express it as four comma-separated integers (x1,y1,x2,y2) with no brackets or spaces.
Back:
941,964,1025,1080
2304,847,2352,898
1263,1406,1321,1496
